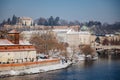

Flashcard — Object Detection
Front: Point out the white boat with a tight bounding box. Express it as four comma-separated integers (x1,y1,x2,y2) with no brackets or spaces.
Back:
78,54,85,60
76,54,98,61
92,56,98,60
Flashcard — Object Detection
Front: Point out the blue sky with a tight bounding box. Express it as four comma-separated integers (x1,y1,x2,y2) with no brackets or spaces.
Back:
0,0,120,23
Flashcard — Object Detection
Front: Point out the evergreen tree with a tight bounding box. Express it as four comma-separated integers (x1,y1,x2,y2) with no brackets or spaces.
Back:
2,20,6,25
48,16,54,26
38,17,47,25
7,18,11,24
12,14,17,25
95,36,100,43
54,17,60,26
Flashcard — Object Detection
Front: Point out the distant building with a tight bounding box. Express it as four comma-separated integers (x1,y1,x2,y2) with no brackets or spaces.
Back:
66,30,91,47
52,28,91,47
0,30,36,64
17,17,33,26
80,25,89,31
52,29,70,42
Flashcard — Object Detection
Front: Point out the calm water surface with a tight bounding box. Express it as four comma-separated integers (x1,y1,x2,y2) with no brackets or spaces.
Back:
1,55,120,80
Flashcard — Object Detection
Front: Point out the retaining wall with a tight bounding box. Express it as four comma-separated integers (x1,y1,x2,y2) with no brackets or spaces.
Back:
0,59,60,71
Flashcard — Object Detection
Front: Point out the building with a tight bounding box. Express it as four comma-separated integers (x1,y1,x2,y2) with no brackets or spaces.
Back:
52,28,91,47
0,30,36,64
66,30,91,47
17,17,33,26
52,29,70,42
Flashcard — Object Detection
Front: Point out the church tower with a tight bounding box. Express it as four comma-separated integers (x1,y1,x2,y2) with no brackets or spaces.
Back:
8,30,19,44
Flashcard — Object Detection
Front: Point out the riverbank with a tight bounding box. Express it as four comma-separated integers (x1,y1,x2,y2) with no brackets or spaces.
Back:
2,55,120,80
0,60,72,78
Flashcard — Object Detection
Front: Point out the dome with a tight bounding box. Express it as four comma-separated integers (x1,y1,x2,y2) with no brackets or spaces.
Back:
80,25,89,31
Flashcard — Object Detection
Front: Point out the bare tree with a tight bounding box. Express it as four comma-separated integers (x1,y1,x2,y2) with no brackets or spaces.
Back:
29,32,67,55
0,30,8,39
102,38,109,45
81,45,94,57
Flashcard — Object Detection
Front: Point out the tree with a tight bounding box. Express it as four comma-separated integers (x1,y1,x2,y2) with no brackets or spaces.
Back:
102,38,109,45
38,17,47,25
0,30,8,39
95,37,100,43
59,19,68,26
7,18,11,24
19,33,26,40
74,20,80,25
54,17,60,26
29,33,44,53
69,21,75,26
2,20,6,25
48,16,54,26
12,14,17,25
29,32,66,54
81,45,94,57
110,39,114,45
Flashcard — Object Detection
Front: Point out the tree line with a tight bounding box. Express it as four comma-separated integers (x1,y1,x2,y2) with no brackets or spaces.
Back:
36,16,81,26
0,15,120,32
102,38,120,45
0,14,18,26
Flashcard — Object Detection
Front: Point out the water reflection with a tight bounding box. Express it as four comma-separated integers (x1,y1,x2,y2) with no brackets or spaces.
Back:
1,55,120,80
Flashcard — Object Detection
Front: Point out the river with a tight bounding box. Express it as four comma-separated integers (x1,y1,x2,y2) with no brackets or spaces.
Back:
1,55,120,80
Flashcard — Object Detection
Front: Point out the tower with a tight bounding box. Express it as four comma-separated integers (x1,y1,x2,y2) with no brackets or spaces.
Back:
8,29,19,44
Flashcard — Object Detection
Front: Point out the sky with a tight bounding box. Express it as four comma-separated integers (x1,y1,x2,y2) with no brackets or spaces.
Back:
0,0,120,24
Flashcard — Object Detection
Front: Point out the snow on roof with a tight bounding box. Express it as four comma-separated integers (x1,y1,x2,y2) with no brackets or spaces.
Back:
67,30,90,35
19,17,32,20
0,39,14,45
21,30,47,34
53,29,72,33
8,29,19,34
0,39,32,46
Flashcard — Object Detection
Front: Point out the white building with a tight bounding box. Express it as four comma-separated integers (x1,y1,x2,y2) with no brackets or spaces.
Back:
0,30,36,64
21,27,92,48
17,17,33,26
66,30,91,47
52,28,91,47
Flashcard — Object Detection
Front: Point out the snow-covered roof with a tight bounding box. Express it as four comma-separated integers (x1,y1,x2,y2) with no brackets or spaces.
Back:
0,39,32,46
21,30,47,34
0,39,14,45
19,17,32,20
8,30,19,34
67,30,90,35
53,29,73,33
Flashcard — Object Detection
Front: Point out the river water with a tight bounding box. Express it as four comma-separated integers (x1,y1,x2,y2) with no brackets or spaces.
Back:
1,55,120,80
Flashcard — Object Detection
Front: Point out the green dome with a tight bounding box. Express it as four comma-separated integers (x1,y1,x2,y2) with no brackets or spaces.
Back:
80,25,89,31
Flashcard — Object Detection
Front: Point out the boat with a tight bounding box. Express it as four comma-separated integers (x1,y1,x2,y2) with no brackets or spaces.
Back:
75,53,98,61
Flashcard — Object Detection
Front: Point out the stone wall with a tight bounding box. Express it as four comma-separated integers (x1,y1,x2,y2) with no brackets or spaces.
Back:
0,59,60,71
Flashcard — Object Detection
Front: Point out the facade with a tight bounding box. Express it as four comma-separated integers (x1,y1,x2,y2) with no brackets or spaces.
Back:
20,30,47,41
52,28,91,47
17,17,33,26
66,30,91,47
0,30,36,64
52,29,70,42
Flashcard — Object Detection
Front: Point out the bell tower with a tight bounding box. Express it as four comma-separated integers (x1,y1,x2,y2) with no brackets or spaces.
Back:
8,29,19,44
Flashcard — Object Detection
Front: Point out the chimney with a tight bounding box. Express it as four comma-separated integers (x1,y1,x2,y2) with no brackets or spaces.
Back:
8,29,19,44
